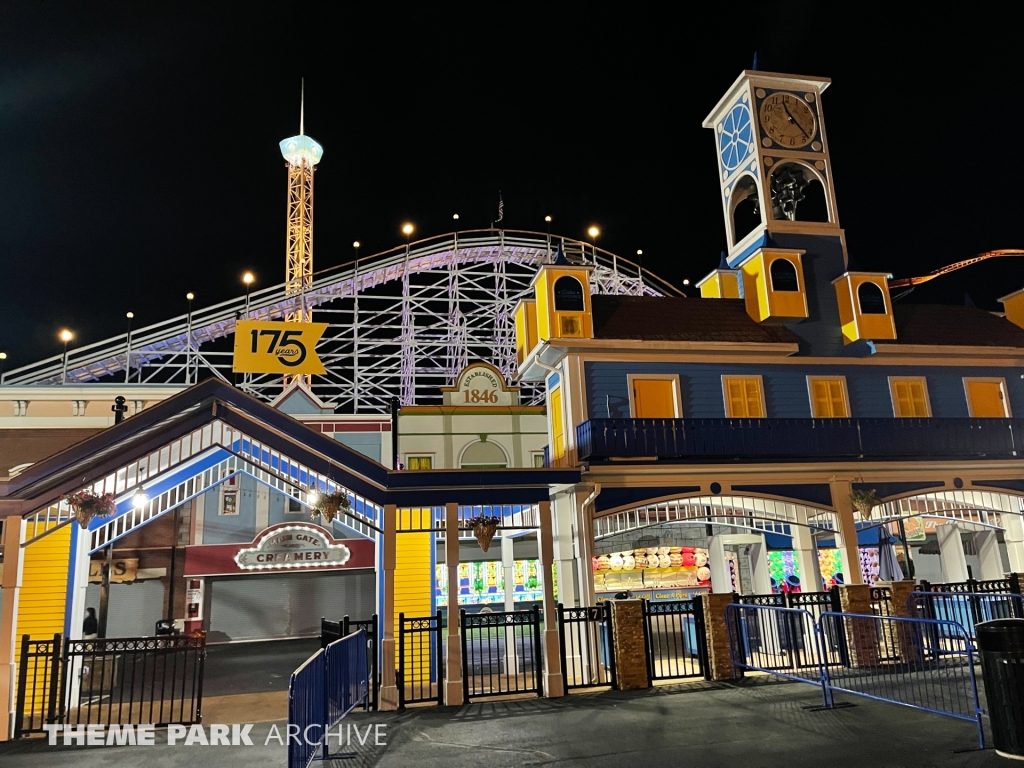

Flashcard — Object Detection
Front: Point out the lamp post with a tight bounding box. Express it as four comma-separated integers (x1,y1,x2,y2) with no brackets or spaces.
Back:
59,329,73,385
545,216,552,259
353,241,360,260
402,223,414,248
0,352,7,385
124,312,134,384
587,225,600,265
242,272,255,318
185,292,195,384
636,249,644,292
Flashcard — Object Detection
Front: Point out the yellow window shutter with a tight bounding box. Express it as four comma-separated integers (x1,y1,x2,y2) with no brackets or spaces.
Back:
967,381,1005,417
909,381,928,416
633,379,676,418
550,387,565,463
811,380,831,417
726,379,745,417
744,379,763,418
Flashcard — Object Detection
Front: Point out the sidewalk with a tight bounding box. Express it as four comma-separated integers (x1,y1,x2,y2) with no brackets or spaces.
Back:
0,679,1007,768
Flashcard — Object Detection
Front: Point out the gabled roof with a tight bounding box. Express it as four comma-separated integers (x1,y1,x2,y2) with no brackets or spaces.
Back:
0,379,577,515
591,296,800,345
890,304,1024,347
0,428,104,479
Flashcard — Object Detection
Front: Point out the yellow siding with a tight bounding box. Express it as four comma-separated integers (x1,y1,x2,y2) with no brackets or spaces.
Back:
549,387,565,465
833,274,897,343
15,521,73,712
533,266,594,342
741,250,808,323
394,510,433,684
514,300,537,366
1003,292,1024,329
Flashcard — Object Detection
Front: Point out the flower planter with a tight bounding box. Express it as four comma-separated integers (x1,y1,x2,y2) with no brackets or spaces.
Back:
465,515,502,552
65,490,117,529
311,491,350,524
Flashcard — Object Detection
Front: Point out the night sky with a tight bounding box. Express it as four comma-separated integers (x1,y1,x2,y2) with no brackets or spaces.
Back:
2,6,1022,369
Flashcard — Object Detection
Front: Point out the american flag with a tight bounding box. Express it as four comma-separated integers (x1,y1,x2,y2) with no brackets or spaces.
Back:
496,193,504,223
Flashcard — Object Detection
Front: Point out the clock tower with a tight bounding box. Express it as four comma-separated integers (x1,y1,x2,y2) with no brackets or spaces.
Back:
702,70,844,267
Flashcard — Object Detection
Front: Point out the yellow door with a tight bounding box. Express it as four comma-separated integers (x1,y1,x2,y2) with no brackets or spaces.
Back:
892,379,929,417
724,378,764,418
632,379,677,418
967,380,1006,417
550,387,565,465
810,379,849,418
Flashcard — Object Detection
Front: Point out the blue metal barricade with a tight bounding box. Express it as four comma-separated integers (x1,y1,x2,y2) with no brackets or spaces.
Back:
287,649,325,768
910,591,1024,642
288,629,371,768
817,611,985,749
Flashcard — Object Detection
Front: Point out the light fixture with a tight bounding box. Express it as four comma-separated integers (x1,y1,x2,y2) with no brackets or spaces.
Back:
186,292,195,301
0,352,6,360
242,272,255,285
59,329,73,343
545,216,552,223
352,241,360,249
132,491,149,509
453,214,459,220
126,311,134,319
402,223,414,236
682,279,690,286
587,226,600,239
636,249,643,256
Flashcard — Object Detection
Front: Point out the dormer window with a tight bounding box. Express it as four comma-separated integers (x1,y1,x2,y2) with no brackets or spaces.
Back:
857,282,887,314
553,276,584,311
770,259,800,292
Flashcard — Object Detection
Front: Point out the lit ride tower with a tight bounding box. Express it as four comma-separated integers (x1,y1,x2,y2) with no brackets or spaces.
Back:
279,113,323,386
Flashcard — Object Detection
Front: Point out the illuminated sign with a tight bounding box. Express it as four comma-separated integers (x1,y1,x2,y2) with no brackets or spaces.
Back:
234,524,351,571
446,363,514,406
232,320,328,375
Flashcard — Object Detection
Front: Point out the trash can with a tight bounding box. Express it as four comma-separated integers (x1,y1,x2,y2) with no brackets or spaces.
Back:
977,619,1024,759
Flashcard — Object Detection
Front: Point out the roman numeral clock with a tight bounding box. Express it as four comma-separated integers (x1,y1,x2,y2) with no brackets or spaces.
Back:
704,71,842,265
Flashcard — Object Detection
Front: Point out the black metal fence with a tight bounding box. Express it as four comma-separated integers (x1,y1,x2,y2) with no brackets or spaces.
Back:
61,633,205,728
557,603,615,690
919,575,1021,595
398,611,443,707
642,599,708,681
14,634,61,737
461,607,542,701
911,590,1024,643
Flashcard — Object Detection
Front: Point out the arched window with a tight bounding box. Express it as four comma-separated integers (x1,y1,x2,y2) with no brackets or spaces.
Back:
553,276,584,312
731,175,762,244
770,163,830,223
769,259,800,292
858,282,887,314
460,440,508,469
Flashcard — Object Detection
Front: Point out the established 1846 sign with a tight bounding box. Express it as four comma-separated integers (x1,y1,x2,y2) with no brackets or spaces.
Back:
232,320,328,375
442,362,517,406
234,524,351,571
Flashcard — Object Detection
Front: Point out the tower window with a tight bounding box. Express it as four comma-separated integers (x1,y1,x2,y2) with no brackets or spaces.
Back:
769,259,800,292
857,282,887,314
730,175,762,244
553,276,584,312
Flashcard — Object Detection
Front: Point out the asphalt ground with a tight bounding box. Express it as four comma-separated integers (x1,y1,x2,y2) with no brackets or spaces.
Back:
0,677,1011,768
202,637,321,697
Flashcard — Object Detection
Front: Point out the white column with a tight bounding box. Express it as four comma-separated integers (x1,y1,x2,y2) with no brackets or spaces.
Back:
1003,510,1024,574
255,485,269,531
443,503,464,706
538,501,565,698
569,488,595,607
551,493,578,608
501,535,518,676
64,523,92,710
936,523,969,583
708,534,731,594
975,530,1004,581
378,504,399,710
791,508,822,593
748,534,772,595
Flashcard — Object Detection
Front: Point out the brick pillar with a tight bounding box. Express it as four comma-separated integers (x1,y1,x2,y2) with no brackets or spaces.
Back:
883,580,915,618
701,592,741,681
836,584,878,667
609,600,649,690
878,580,918,661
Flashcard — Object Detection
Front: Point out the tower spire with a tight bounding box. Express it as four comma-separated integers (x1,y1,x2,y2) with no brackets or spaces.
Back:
300,77,305,136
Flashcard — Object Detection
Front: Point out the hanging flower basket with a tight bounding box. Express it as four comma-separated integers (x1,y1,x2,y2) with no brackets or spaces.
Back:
64,490,117,529
849,489,882,521
465,515,502,552
311,490,350,524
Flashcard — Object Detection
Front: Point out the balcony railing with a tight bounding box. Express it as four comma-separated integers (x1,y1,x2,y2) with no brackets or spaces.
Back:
575,417,1024,462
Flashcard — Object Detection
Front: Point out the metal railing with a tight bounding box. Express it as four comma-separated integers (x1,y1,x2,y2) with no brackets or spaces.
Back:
910,590,1024,643
14,634,62,737
61,633,205,728
558,603,616,690
288,648,325,768
461,606,543,701
398,612,443,707
643,599,708,681
919,575,1022,595
576,417,1023,462
324,629,370,751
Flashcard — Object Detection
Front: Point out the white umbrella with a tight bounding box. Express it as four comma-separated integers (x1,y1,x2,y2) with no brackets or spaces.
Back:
877,529,905,582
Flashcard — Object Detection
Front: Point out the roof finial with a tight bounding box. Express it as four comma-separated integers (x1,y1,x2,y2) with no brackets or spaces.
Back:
300,77,305,136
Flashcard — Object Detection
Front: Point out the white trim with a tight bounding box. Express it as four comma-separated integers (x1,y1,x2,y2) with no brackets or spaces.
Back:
457,439,510,469
768,256,801,292
888,376,932,418
806,375,850,418
963,377,1012,418
721,374,767,418
626,373,683,418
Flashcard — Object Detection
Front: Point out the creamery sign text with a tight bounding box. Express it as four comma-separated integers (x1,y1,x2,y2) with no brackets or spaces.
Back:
234,525,351,571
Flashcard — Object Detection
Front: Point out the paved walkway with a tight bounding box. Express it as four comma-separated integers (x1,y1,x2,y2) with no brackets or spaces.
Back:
0,679,1008,767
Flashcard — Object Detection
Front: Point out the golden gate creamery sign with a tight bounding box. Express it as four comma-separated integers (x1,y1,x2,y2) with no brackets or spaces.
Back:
234,524,351,571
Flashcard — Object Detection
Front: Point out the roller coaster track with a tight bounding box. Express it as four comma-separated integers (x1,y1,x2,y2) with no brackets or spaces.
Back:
888,249,1024,288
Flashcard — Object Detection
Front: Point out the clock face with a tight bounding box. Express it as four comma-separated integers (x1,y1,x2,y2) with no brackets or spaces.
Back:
718,102,754,172
759,92,816,149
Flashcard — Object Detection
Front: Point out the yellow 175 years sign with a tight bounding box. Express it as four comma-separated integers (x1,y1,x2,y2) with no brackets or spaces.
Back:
233,320,328,375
